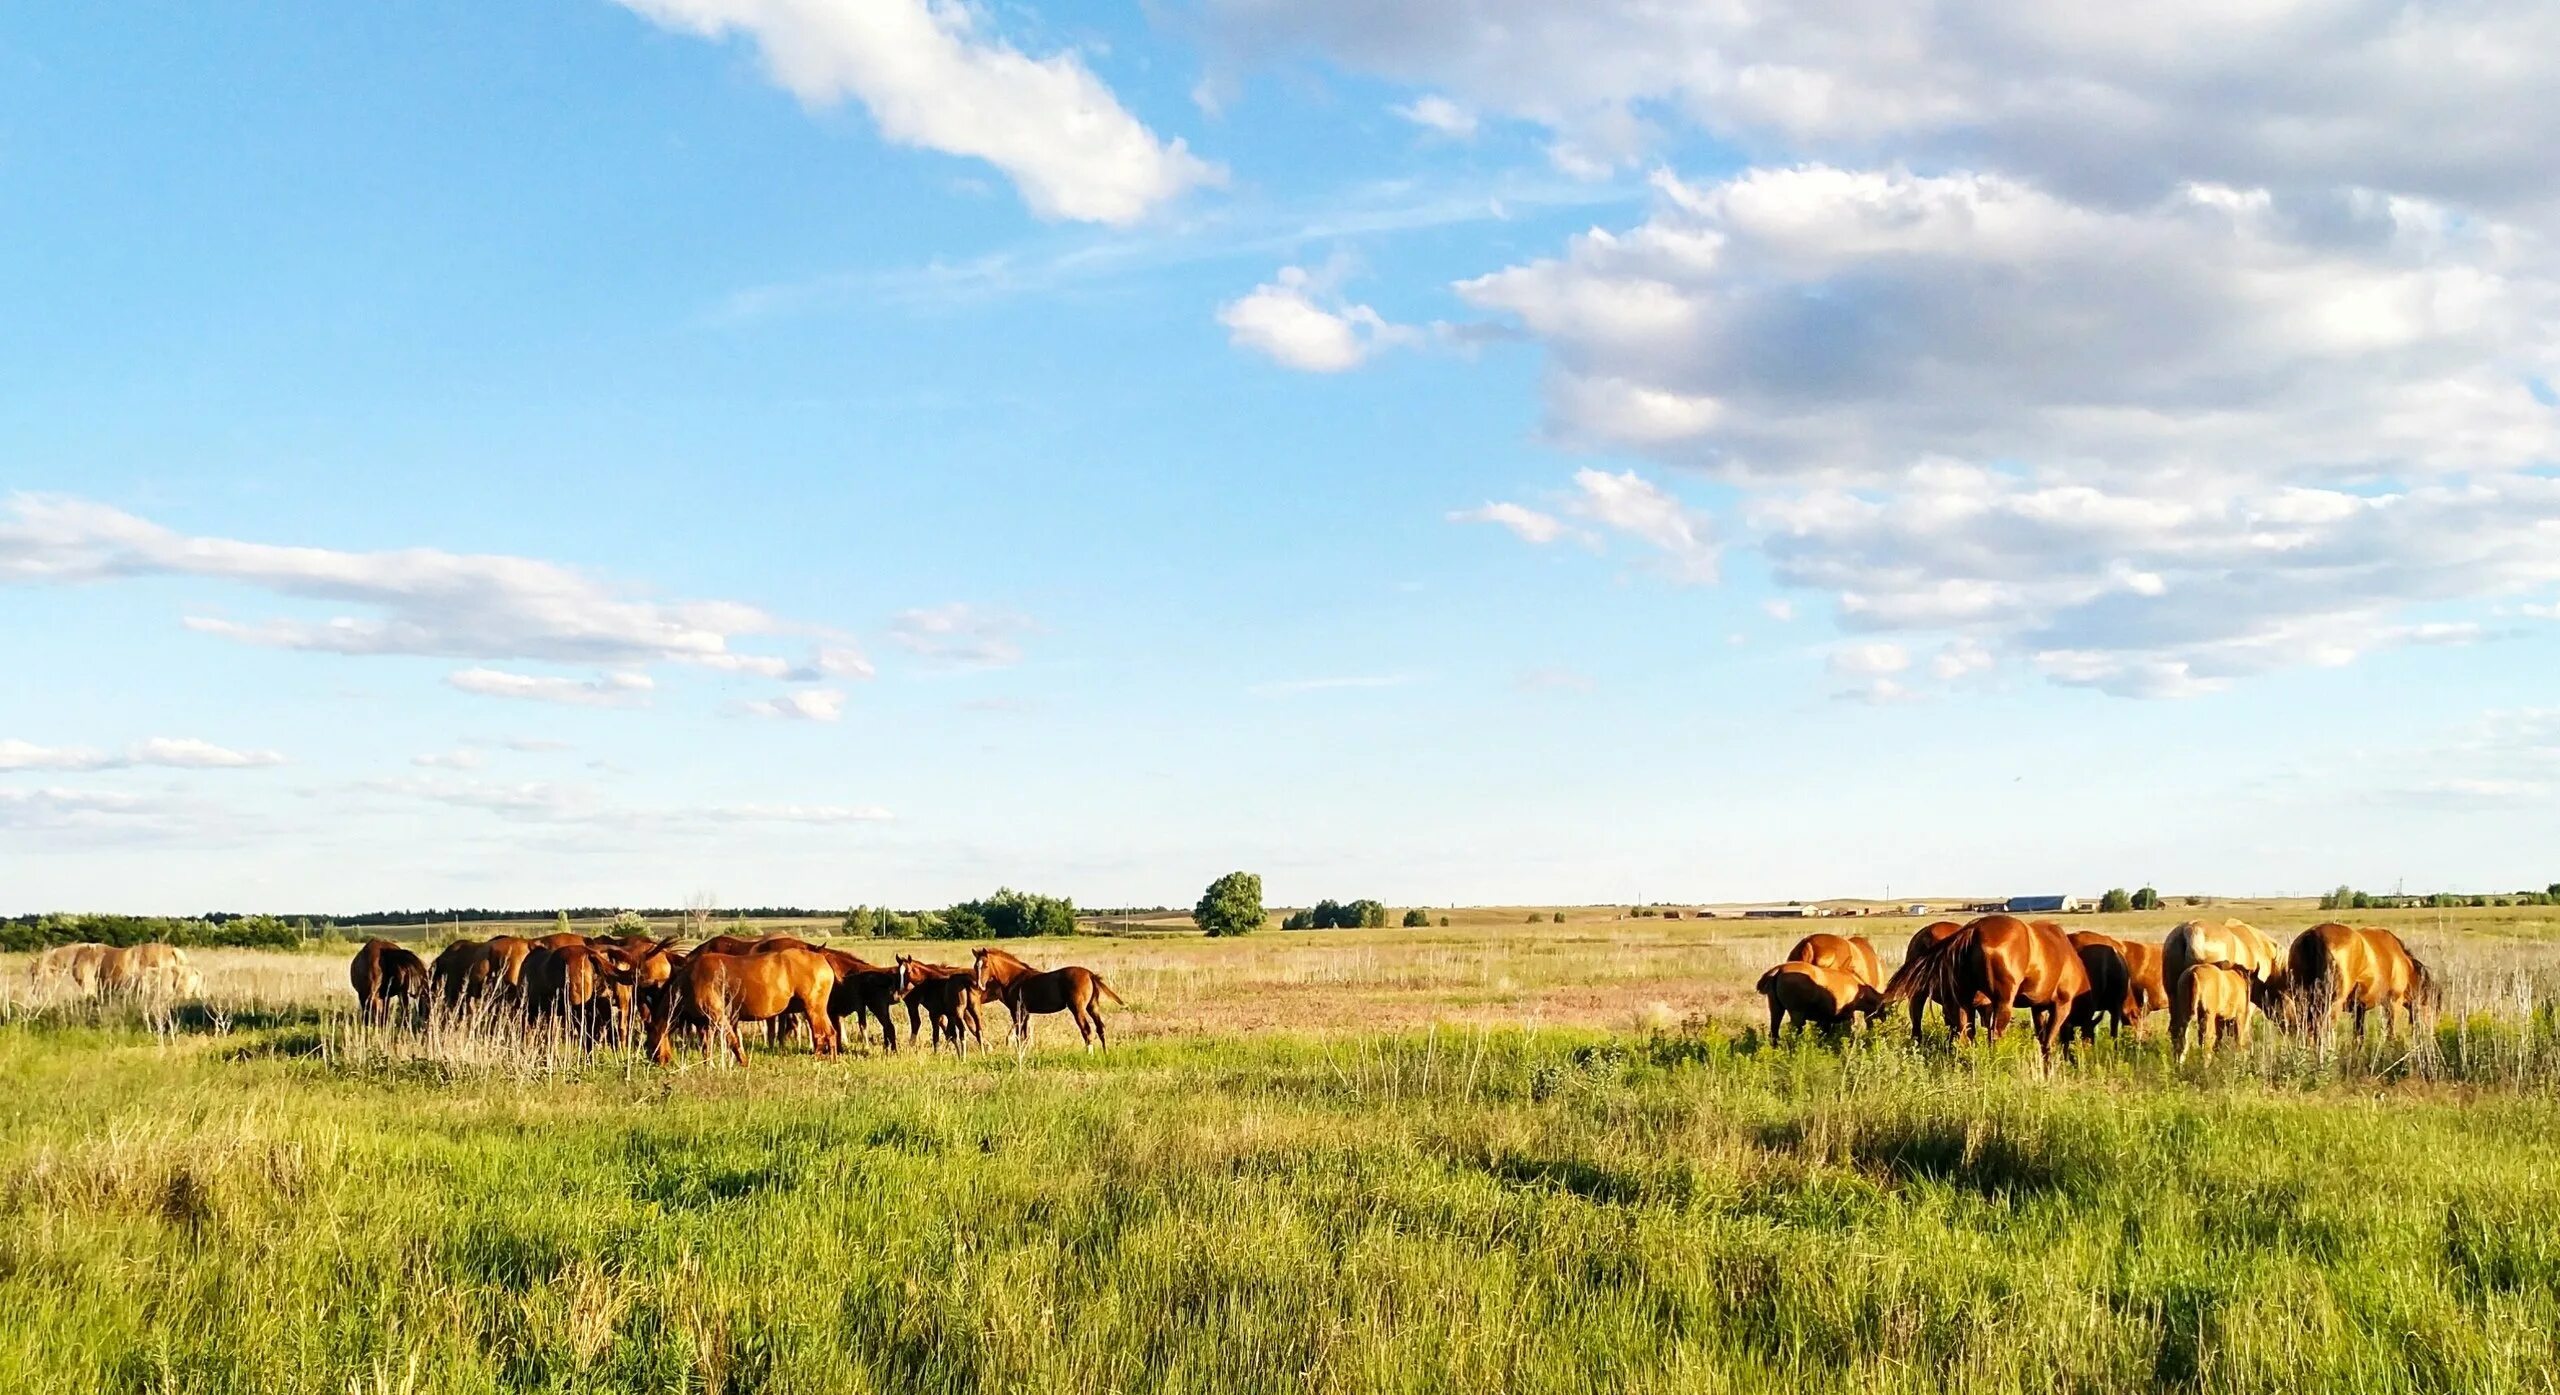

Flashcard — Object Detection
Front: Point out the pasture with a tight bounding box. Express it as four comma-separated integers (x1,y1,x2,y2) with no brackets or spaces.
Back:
7,903,2560,1393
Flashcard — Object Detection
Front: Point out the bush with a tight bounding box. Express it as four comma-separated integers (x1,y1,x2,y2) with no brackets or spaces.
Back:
2131,887,2161,910
1401,908,1430,928
1294,899,1388,930
1438,916,1449,927
1280,910,1315,930
2098,888,2133,914
1552,911,1566,924
1195,872,1265,939
937,888,1076,940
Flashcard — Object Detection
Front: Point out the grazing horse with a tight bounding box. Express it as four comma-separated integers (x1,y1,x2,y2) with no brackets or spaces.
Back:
816,948,903,1051
2162,919,2280,1000
2281,923,2436,1041
1784,933,1882,989
1758,961,1883,1041
483,937,537,1004
533,930,588,952
890,957,985,1054
525,942,639,1046
2064,931,2141,1041
349,939,431,1026
1882,920,1968,1041
2172,964,2252,1062
28,943,110,998
1884,916,2088,1070
99,943,190,996
690,934,759,958
645,948,838,1067
431,939,497,1009
969,947,1126,1051
2120,940,2170,1019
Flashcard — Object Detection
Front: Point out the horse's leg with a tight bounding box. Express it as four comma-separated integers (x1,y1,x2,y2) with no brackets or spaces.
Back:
1770,998,1785,1043
875,1004,897,1052
1071,1000,1096,1051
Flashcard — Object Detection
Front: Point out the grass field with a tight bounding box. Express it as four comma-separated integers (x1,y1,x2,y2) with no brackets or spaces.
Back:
7,905,2560,1393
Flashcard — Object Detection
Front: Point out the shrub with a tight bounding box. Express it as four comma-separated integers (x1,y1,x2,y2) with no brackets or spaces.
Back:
1401,908,1430,928
938,888,1076,940
2098,888,2133,914
1195,872,1265,939
2131,887,2161,910
1552,911,1566,924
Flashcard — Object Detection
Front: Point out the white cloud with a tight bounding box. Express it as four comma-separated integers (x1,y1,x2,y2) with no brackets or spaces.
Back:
1931,638,1997,681
1202,0,2560,214
0,737,286,773
1447,501,1571,545
1392,95,1478,139
735,689,847,722
1827,642,1910,678
1761,599,1796,622
888,603,1032,668
412,749,487,770
0,496,854,687
447,668,657,708
2364,707,2560,810
1516,666,1593,692
614,0,1216,225
1565,468,1718,583
1218,263,1422,372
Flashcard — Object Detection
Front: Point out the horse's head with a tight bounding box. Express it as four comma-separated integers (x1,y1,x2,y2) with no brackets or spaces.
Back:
891,955,922,1002
970,946,994,993
1848,982,1887,1022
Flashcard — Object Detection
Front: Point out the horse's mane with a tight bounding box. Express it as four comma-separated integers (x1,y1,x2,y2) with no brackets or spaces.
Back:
977,946,1035,972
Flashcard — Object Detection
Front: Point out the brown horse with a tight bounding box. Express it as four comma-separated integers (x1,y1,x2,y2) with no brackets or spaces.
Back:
525,942,638,1045
2162,918,2281,997
430,939,496,1009
28,943,111,998
1882,920,1967,1041
646,948,838,1067
815,948,903,1051
484,936,537,1002
98,943,191,996
690,934,759,957
533,930,588,952
2063,930,2140,1041
891,957,985,1053
2171,963,2252,1061
1883,915,2088,1070
349,939,430,1026
2281,923,2435,1041
1784,933,1882,989
2121,939,2170,1018
1758,961,1883,1041
969,947,1125,1051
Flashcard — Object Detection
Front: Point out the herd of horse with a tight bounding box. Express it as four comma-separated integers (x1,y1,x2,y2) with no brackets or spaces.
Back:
346,930,1125,1066
24,941,203,1000
1756,915,2438,1068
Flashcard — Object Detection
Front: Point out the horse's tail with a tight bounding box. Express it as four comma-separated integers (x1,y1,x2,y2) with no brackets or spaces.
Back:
1092,974,1125,1007
2406,949,2439,1011
2286,931,2336,1033
1882,930,1966,1008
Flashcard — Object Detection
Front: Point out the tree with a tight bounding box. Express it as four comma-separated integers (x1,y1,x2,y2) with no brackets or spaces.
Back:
1281,909,1315,930
1401,908,1430,927
1195,872,1265,939
2098,888,2133,914
1347,899,1389,929
2131,887,2161,911
1552,911,1566,924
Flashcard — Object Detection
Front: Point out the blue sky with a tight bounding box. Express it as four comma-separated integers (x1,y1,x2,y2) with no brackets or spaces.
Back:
4,2,2556,913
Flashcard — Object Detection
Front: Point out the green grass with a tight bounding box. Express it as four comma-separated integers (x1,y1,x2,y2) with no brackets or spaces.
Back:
8,1015,2560,1394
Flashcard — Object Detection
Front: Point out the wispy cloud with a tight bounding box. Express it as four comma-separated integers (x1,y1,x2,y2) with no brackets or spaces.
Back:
1250,673,1422,696
447,667,655,708
889,603,1033,669
733,689,847,723
0,737,286,773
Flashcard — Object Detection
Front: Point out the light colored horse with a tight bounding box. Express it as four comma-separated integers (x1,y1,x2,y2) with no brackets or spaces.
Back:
2163,919,2281,993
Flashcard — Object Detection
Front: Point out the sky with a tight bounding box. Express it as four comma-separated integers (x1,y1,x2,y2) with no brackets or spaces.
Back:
3,1,2556,914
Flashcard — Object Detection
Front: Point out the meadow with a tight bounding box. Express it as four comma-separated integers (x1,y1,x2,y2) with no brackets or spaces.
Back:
6,902,2560,1393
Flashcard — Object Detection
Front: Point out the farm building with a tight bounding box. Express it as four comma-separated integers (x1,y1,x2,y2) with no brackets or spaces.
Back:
1743,906,1819,918
2003,895,2089,914
1905,904,1930,915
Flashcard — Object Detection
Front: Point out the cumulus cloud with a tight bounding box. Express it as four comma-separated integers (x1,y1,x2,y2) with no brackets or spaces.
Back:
1218,263,1423,372
615,0,1215,224
1827,642,1910,678
888,603,1033,668
447,668,657,708
1201,0,2560,214
412,749,487,770
0,737,286,773
0,496,857,687
735,689,847,722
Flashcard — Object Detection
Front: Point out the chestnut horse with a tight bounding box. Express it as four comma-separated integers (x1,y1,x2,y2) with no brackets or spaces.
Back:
525,942,638,1046
817,949,903,1051
2121,939,2170,1018
2171,963,2252,1062
646,948,838,1067
2063,930,2140,1041
2281,923,2436,1041
890,957,985,1053
1883,915,2088,1070
349,939,430,1026
1882,920,1967,1041
970,947,1125,1051
1784,933,1882,989
431,939,496,1009
1758,961,1883,1041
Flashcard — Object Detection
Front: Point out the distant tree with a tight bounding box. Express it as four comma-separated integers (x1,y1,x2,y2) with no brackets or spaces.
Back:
2098,888,2133,914
2319,885,2354,911
1401,908,1430,928
1551,911,1566,924
2131,887,2161,911
2350,891,2374,910
1309,899,1347,929
1438,916,1449,927
1347,899,1389,929
555,910,573,935
1281,909,1315,930
1526,913,1544,924
1195,872,1265,939
939,888,1076,940
610,910,648,934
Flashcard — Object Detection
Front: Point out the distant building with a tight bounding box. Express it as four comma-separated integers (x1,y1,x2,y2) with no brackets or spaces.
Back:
2003,895,2088,914
1743,906,1818,918
1905,904,1930,915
